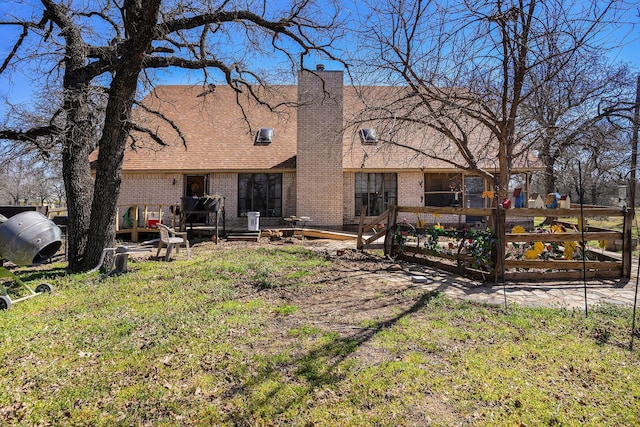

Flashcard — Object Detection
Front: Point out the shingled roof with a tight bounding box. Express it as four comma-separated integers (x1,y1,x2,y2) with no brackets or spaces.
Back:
341,85,543,171
118,84,298,172
113,83,542,173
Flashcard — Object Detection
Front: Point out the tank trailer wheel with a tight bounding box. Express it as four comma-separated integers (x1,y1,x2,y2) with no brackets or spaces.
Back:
35,283,54,294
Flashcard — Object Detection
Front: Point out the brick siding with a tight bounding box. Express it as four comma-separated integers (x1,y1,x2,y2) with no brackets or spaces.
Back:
296,69,344,228
343,171,355,221
398,172,424,206
118,173,182,225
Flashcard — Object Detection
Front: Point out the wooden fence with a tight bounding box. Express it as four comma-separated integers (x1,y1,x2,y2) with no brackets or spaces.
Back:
357,205,632,283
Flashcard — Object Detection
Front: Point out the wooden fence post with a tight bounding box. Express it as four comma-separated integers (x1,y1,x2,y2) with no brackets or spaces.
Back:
384,205,398,256
131,205,139,243
357,206,367,251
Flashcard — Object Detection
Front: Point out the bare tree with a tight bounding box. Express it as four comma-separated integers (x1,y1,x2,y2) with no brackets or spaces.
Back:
554,121,631,205
0,155,52,205
521,48,635,198
349,0,629,200
0,0,344,271
0,90,67,206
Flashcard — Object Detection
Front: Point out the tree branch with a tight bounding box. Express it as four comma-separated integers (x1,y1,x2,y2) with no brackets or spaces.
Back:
131,100,187,149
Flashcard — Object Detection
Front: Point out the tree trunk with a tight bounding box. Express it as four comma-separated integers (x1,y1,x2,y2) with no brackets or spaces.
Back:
61,84,97,271
589,181,598,205
82,88,132,271
544,157,556,196
52,1,98,272
536,137,558,197
62,141,94,271
498,143,509,201
80,0,162,271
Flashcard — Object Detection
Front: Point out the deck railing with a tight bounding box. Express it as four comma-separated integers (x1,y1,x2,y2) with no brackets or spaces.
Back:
115,204,180,242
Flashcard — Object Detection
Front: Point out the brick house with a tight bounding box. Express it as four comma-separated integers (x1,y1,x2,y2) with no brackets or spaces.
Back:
114,67,543,230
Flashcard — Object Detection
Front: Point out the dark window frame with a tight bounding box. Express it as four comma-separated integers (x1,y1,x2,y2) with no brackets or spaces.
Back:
424,172,463,207
238,173,283,218
355,172,397,216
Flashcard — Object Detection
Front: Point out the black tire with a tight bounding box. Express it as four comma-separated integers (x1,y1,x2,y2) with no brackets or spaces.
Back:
384,228,394,257
0,295,11,310
35,283,54,293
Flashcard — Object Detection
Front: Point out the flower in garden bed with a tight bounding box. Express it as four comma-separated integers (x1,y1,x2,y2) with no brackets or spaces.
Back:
564,241,577,260
512,225,526,233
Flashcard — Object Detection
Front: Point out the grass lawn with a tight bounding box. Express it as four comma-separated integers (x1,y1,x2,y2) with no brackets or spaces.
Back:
1,245,640,426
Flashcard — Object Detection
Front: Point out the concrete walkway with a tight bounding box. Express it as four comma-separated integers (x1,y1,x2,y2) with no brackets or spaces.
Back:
401,266,638,310
310,238,640,310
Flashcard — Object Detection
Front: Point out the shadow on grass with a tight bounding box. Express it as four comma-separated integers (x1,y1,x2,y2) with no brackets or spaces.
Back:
7,266,68,283
0,264,67,283
222,289,442,424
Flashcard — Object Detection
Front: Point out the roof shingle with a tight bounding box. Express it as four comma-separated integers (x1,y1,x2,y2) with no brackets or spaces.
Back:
110,83,542,172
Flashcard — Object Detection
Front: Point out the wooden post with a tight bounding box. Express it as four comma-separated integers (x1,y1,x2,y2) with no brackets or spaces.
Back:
388,205,398,229
356,205,367,250
630,76,639,221
214,210,219,244
131,205,139,243
171,204,179,228
143,205,149,229
384,205,398,256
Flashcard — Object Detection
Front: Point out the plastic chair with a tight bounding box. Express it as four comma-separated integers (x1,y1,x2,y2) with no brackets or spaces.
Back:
156,224,190,261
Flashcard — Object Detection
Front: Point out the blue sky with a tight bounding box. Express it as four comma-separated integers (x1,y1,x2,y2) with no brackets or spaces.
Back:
0,1,638,117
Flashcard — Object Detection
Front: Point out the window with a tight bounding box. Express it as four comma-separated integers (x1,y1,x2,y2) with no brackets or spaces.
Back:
464,176,484,208
255,128,274,144
424,173,462,207
238,174,282,217
355,173,397,216
359,128,377,144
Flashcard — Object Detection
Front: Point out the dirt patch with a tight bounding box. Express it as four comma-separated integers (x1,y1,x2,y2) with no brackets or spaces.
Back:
188,237,445,335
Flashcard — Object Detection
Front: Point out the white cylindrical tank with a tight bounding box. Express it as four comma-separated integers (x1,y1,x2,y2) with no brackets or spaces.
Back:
0,211,62,265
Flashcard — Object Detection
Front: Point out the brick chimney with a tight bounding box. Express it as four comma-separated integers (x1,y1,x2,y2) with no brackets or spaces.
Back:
296,68,344,228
